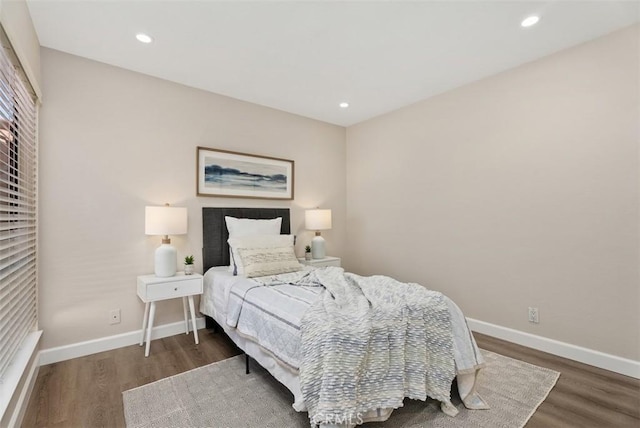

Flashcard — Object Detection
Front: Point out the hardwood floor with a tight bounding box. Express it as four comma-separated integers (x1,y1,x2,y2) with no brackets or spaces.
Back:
476,333,640,427
22,330,242,427
22,331,639,427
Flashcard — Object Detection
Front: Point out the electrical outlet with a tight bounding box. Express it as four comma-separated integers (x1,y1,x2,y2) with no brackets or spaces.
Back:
528,307,539,324
109,309,121,325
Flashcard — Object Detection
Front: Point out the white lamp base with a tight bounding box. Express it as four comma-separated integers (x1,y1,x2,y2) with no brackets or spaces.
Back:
311,234,326,259
155,243,177,277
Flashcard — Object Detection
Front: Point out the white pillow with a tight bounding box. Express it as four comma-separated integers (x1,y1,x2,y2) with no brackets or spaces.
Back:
225,216,282,272
237,246,302,278
228,234,294,276
225,216,282,237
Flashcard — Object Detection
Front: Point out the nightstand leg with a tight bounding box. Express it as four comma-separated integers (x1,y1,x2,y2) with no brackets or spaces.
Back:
188,295,199,345
145,301,156,357
140,302,150,346
182,297,189,335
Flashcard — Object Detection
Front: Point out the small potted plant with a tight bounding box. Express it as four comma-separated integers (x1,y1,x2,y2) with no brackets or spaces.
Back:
304,245,312,261
184,255,195,275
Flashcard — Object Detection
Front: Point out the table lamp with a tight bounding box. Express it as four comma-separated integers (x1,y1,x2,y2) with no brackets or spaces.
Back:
145,204,188,277
305,208,332,259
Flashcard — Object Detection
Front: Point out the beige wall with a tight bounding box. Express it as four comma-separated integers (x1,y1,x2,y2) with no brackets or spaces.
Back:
37,23,639,362
38,48,346,349
346,25,639,360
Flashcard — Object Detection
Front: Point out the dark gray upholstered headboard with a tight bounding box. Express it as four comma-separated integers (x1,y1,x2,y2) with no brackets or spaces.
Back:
202,207,291,273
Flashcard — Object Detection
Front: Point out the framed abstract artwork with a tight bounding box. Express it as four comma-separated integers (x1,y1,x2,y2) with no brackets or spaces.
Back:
196,147,294,200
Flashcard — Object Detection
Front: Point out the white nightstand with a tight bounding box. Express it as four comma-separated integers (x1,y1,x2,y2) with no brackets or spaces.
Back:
298,256,341,268
137,272,203,357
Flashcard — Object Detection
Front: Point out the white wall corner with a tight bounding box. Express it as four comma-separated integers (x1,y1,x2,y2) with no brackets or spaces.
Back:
39,317,207,366
467,318,640,379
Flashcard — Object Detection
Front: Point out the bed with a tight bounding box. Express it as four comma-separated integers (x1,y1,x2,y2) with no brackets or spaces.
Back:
200,207,487,427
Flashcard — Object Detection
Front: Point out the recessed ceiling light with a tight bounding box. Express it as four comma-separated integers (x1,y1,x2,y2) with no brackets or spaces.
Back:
339,102,349,108
136,33,153,43
521,16,540,28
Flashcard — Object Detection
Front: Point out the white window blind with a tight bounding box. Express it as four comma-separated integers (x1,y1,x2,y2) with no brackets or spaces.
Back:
0,30,38,379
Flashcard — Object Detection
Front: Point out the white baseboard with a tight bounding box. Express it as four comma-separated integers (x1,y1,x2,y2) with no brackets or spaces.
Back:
37,316,640,379
467,317,640,379
39,317,207,366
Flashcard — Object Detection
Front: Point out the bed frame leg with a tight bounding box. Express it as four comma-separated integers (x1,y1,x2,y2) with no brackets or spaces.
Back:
245,353,250,374
205,316,219,333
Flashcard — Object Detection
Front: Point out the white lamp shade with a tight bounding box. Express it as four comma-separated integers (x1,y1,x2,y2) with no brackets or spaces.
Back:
145,206,188,235
305,209,332,231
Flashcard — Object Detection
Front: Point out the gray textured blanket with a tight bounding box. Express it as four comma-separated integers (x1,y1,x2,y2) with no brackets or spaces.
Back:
297,267,456,425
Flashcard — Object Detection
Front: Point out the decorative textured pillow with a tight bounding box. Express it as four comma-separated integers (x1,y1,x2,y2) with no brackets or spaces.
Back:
228,234,294,276
237,246,302,278
225,216,282,272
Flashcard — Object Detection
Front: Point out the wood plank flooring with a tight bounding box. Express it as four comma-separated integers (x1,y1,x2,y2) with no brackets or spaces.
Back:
22,331,639,427
477,334,639,427
23,330,241,427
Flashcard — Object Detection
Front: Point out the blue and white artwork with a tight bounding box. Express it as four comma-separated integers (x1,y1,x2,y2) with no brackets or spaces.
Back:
197,147,294,200
204,157,287,192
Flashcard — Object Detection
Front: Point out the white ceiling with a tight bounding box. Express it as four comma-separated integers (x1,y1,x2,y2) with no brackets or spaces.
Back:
26,1,640,127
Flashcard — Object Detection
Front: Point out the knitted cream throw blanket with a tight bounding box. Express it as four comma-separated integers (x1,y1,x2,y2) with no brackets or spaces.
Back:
297,267,456,425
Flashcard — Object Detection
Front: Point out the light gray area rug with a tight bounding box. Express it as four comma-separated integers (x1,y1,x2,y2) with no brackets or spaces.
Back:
123,350,559,428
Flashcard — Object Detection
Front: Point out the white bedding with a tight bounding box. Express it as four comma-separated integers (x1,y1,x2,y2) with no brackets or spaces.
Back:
200,266,308,410
200,266,487,425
